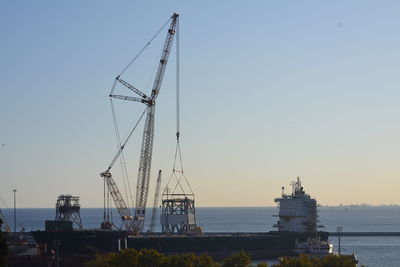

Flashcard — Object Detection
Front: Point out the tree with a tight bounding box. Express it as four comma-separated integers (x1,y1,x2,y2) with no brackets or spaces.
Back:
196,253,220,267
137,249,165,267
274,254,363,267
222,252,251,267
84,248,363,267
85,252,118,267
112,248,139,267
164,253,197,267
86,249,221,267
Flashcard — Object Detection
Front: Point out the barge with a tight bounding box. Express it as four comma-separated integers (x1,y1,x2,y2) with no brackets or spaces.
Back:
31,177,329,259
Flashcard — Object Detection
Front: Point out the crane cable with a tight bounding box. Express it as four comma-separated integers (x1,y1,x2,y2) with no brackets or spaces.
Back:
163,17,194,196
110,97,135,210
107,15,172,171
107,78,149,210
107,99,148,171
108,77,134,209
109,80,131,208
176,16,180,142
118,17,173,77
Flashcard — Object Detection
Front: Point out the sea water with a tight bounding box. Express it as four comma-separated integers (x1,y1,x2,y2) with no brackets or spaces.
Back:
2,206,400,267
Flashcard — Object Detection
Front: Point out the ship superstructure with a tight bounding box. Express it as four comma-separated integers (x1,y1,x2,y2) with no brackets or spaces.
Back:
274,177,319,235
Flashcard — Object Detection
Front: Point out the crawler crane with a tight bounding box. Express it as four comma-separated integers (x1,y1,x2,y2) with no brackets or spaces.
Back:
101,13,178,234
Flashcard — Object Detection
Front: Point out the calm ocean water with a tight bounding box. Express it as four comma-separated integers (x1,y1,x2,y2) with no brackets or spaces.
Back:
2,206,400,267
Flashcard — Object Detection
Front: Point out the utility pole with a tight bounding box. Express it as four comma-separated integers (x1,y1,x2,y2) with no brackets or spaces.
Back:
13,189,16,233
337,225,342,255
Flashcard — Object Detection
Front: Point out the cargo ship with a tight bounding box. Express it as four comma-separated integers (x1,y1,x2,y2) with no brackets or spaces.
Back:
31,177,329,259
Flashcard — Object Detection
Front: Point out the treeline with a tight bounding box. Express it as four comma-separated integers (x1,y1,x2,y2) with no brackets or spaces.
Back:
84,248,362,267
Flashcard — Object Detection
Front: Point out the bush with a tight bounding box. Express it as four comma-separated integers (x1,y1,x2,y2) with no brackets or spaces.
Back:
85,249,362,267
275,254,362,267
85,249,219,267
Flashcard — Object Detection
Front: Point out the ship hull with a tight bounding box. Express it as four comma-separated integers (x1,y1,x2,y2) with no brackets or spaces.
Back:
31,230,127,253
31,230,329,259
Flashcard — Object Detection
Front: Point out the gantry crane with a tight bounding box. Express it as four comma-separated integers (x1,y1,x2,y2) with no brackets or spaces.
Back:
101,13,179,233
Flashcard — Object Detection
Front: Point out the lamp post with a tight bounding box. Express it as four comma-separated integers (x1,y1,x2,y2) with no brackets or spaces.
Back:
337,226,342,255
13,189,17,233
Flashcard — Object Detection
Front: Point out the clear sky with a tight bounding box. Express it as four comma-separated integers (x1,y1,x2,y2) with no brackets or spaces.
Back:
1,1,400,208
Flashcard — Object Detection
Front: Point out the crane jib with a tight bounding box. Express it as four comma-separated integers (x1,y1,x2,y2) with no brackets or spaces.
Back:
101,13,179,234
132,13,178,233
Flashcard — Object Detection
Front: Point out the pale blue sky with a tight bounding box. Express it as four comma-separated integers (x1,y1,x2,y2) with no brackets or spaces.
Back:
1,1,400,207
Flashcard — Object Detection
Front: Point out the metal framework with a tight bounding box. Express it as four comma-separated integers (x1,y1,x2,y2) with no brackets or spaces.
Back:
161,196,198,234
149,170,162,232
101,13,179,233
101,171,133,229
55,194,83,230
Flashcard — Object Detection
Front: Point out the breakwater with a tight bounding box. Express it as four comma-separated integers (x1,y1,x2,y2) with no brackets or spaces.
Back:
329,232,400,236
